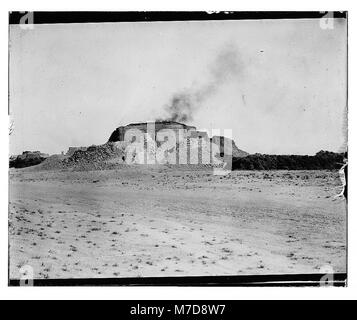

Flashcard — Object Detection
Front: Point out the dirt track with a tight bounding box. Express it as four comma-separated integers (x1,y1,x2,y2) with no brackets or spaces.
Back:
9,167,346,279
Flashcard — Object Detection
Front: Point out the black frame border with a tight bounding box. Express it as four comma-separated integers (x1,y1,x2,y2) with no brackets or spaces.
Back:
9,11,347,25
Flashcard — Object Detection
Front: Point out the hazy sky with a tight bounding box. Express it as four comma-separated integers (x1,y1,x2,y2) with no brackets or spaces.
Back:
9,18,347,155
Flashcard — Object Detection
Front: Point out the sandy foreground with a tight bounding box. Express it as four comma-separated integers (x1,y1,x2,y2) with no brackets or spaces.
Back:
9,167,346,279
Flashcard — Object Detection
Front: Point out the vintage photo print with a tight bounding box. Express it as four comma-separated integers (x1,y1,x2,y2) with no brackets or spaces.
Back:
8,12,347,286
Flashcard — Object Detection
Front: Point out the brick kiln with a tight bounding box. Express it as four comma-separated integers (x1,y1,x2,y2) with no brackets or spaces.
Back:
108,121,248,161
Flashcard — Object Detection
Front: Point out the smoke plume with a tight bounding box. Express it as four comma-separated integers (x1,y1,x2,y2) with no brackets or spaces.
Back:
161,45,242,123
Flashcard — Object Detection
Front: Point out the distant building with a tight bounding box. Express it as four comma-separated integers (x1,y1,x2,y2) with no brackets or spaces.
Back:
9,151,49,168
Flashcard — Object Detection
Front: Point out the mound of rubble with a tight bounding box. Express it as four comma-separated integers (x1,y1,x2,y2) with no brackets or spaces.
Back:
64,142,127,170
32,142,127,171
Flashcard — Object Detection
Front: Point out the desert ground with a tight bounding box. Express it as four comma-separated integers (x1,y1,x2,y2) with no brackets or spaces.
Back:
9,166,346,279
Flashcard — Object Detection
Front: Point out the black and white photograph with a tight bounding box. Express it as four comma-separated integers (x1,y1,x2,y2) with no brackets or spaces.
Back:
7,11,348,286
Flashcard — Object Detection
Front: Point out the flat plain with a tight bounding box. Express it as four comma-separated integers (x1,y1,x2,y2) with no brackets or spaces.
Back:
9,167,346,279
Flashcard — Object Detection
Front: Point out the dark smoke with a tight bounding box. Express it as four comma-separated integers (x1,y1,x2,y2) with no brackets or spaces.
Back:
161,45,242,123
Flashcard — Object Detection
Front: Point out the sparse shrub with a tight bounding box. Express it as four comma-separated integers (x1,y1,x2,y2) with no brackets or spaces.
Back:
232,151,345,171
